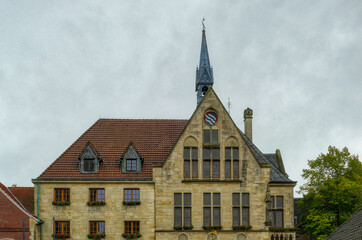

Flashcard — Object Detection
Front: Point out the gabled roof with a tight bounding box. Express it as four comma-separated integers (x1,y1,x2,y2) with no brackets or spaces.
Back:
239,131,295,183
8,186,34,214
36,119,188,180
0,182,36,219
326,207,362,240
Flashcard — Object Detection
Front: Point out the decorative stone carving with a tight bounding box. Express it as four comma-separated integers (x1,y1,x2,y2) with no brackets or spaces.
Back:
265,186,272,226
236,233,247,240
177,233,188,240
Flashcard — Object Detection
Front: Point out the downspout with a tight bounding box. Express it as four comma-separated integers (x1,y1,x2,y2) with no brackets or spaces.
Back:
37,183,43,240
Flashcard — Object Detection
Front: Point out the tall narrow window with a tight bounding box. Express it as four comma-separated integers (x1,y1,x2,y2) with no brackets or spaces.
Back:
124,221,140,234
54,189,70,202
271,196,284,227
90,189,105,202
242,193,250,225
203,147,220,178
203,193,221,226
90,221,105,234
232,193,240,226
55,221,70,236
232,193,250,226
184,147,198,178
225,147,239,178
174,193,192,227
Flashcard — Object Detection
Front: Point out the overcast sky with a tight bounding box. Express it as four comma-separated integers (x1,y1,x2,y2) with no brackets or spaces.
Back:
0,1,361,197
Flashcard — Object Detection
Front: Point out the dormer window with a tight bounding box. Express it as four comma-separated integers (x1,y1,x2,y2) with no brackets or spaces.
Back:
84,158,95,172
78,142,102,173
120,143,143,173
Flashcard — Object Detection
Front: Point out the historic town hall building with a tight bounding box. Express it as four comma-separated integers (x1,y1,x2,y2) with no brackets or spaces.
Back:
31,27,296,240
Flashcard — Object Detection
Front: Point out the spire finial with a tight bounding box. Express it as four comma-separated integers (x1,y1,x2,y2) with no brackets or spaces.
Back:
202,18,206,30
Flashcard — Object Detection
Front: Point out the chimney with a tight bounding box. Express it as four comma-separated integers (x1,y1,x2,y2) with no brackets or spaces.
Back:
244,108,253,141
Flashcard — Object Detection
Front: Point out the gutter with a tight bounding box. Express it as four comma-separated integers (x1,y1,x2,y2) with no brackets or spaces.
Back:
37,183,43,240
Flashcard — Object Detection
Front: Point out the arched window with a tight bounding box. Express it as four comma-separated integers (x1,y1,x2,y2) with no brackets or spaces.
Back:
289,234,293,240
271,236,275,240
184,136,198,179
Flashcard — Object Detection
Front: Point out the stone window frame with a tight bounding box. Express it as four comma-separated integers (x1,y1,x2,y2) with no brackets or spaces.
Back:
77,143,102,174
203,192,221,227
232,192,250,226
184,147,198,179
225,147,240,179
55,221,70,235
120,144,143,173
174,193,192,227
271,196,284,227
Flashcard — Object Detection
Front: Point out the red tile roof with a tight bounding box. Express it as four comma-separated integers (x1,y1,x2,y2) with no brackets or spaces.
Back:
8,187,34,214
0,183,34,214
37,119,188,180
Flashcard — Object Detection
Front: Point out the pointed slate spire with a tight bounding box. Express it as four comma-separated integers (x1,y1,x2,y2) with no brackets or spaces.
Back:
196,19,214,105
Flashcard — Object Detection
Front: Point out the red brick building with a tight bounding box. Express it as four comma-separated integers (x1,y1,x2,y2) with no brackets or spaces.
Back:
0,183,37,240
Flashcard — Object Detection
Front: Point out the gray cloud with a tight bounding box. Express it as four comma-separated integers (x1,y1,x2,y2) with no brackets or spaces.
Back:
1,1,361,196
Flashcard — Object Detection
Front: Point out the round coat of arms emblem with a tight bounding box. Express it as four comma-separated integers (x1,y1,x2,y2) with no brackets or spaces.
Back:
204,112,218,125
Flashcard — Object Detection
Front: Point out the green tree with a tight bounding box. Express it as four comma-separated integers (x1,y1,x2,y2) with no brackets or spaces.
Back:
298,146,362,240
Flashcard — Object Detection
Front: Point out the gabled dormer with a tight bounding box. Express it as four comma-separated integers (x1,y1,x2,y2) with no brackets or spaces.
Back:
77,142,102,173
120,143,143,173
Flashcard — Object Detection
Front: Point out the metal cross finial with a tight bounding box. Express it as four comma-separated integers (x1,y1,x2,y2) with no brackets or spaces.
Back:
202,18,206,30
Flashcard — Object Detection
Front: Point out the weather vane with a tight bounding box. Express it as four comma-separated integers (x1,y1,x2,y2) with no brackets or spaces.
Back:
202,18,206,30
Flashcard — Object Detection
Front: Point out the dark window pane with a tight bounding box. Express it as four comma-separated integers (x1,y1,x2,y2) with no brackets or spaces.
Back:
184,207,191,226
277,197,283,208
184,147,190,160
203,193,211,205
192,148,198,160
233,160,239,178
225,147,231,160
203,160,210,178
126,159,137,172
213,193,220,206
213,207,220,225
84,159,95,171
275,210,283,227
213,148,220,160
204,129,210,144
225,160,231,178
203,148,210,160
203,207,211,226
242,207,249,225
174,207,182,227
232,193,240,206
125,190,131,201
212,130,218,144
174,193,182,206
184,160,190,178
271,196,275,209
242,193,249,206
192,161,198,178
212,160,220,178
233,148,239,160
184,193,191,206
233,207,240,226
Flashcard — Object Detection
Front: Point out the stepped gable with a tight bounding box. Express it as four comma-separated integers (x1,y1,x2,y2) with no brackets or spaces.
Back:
37,119,188,180
8,187,34,214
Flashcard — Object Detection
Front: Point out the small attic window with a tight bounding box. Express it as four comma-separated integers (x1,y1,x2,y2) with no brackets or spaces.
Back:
120,144,143,173
78,143,102,174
